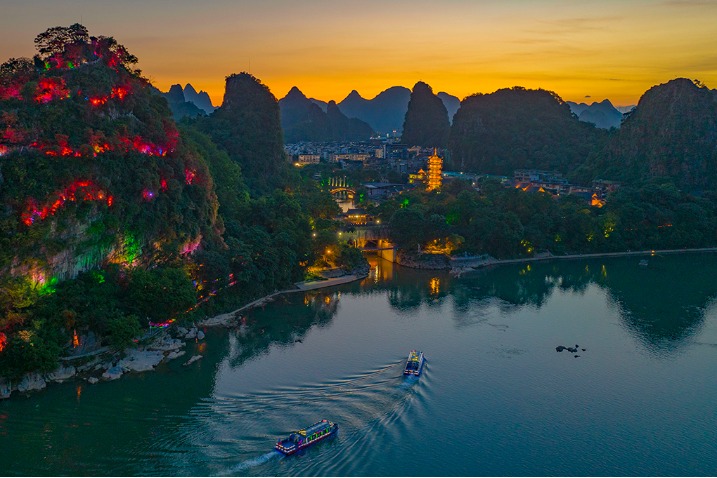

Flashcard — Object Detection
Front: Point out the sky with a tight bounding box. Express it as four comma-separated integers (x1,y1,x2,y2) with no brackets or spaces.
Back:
1,0,716,107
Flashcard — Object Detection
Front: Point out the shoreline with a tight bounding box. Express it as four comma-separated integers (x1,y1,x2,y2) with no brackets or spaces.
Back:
198,273,366,327
450,247,717,276
0,272,367,400
5,248,713,398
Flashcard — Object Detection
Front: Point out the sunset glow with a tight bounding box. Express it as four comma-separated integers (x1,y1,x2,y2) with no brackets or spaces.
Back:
2,1,717,106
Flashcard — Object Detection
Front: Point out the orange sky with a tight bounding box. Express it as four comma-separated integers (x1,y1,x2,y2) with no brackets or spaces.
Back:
2,0,716,107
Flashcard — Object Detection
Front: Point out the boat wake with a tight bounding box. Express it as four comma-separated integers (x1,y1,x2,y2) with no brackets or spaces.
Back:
220,450,282,475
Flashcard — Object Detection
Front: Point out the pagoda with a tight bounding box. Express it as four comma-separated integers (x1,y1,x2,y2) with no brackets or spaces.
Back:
426,148,443,191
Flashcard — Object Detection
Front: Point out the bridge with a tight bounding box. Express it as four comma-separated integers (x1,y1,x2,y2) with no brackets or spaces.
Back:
342,225,396,262
328,176,355,200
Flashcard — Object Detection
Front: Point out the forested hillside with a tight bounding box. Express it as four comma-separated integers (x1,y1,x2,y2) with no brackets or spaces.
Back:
449,87,606,174
592,78,717,189
0,26,347,380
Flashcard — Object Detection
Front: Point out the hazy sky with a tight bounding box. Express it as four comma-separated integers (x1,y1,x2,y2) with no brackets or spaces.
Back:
1,0,716,106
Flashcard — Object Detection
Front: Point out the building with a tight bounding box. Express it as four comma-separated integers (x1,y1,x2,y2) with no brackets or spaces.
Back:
514,169,568,186
330,153,370,163
297,154,320,165
408,169,427,185
345,208,370,225
363,182,405,200
426,149,443,191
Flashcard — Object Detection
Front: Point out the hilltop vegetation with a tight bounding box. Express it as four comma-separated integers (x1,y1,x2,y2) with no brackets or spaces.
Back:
592,78,717,190
401,81,450,147
449,87,607,175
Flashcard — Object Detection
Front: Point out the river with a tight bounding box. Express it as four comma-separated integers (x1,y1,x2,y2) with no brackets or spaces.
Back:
2,253,717,476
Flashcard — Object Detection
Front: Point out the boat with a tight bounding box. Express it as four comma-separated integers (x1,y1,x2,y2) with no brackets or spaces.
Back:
403,350,425,376
275,419,338,455
639,259,648,267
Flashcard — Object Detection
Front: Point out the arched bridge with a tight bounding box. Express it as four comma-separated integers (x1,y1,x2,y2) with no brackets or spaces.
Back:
328,177,355,199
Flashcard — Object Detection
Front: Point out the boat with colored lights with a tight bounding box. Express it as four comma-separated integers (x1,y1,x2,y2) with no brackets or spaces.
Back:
404,350,425,376
275,419,338,455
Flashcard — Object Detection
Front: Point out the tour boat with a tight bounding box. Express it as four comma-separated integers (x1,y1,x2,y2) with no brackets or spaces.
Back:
403,350,425,376
275,419,338,455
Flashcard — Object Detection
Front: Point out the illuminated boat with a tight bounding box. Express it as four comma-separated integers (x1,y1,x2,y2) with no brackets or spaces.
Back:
403,350,425,376
275,419,338,455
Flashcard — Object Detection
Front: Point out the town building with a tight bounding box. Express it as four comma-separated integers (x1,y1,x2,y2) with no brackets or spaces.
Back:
297,154,320,165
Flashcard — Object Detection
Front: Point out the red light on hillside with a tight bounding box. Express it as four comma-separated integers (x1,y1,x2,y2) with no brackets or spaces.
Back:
0,84,22,100
34,77,70,104
22,180,113,226
89,97,108,107
111,86,129,100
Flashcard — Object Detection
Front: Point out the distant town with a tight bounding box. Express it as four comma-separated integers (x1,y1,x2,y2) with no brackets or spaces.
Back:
285,140,619,213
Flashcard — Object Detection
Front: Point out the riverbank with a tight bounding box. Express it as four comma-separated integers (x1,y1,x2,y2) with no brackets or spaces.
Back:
199,272,366,327
0,270,367,400
450,247,717,276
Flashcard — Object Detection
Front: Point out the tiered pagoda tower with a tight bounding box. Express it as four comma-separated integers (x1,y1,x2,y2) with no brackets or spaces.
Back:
426,148,443,191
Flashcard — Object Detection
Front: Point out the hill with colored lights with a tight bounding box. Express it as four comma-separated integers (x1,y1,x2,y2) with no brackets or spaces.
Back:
0,25,220,284
0,26,349,383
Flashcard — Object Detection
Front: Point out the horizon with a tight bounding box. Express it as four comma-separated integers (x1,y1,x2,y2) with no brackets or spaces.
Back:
2,0,716,108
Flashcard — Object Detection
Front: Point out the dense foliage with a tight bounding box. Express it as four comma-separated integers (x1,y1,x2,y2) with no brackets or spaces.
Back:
449,87,606,174
582,78,717,189
372,178,717,260
195,72,289,194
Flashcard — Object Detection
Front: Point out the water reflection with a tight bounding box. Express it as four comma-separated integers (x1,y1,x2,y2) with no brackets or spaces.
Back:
227,291,340,368
359,254,717,354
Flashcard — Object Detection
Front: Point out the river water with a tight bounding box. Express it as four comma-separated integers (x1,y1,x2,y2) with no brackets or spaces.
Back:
2,254,717,476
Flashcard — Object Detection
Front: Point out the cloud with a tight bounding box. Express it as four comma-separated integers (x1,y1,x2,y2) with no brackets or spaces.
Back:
659,0,715,7
526,15,623,36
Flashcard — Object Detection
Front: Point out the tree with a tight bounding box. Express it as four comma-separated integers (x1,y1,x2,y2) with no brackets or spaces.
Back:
34,23,89,57
0,58,34,83
106,313,142,351
125,268,196,322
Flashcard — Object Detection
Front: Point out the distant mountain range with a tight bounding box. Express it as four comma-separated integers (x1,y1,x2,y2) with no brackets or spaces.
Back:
304,86,460,135
278,87,373,143
160,83,215,120
566,99,629,129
